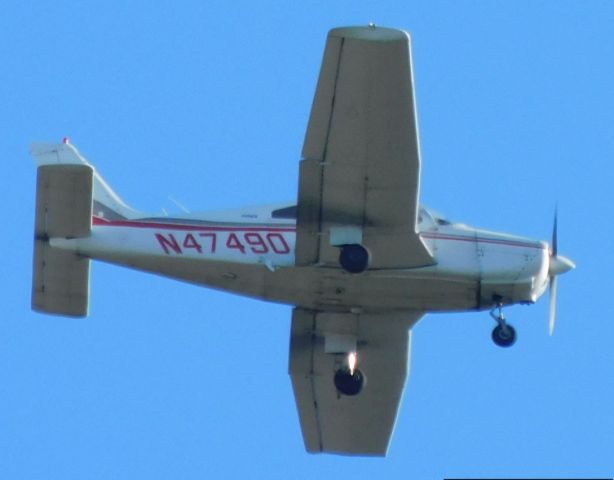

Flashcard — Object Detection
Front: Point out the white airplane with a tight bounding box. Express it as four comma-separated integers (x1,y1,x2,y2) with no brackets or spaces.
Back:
31,25,575,456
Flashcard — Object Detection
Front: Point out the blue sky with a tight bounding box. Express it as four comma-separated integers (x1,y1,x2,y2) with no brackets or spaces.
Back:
2,1,613,478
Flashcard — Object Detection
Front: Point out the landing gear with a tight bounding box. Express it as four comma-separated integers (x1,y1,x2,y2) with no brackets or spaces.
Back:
334,367,366,396
339,244,370,274
490,303,517,347
333,351,366,396
491,324,517,347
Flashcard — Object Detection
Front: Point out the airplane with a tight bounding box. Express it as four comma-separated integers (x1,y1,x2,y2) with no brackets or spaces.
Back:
31,25,575,456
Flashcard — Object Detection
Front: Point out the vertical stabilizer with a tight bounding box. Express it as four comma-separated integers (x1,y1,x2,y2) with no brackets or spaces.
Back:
31,142,142,220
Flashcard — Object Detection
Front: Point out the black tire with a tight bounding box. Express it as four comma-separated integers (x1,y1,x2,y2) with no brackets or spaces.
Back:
492,324,517,348
339,244,370,274
334,368,366,396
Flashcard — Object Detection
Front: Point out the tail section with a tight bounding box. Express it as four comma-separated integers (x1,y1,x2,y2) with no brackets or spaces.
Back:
31,141,142,316
31,142,142,220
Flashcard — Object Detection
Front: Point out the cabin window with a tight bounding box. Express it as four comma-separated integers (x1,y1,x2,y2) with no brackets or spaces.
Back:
272,205,297,219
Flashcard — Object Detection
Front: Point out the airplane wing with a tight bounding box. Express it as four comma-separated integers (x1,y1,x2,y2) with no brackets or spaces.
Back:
289,308,423,456
296,26,434,269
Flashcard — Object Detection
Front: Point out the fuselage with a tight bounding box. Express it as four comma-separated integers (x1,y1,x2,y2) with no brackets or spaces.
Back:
49,204,550,313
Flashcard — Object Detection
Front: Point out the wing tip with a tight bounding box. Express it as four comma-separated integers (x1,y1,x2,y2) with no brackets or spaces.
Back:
310,446,388,457
329,25,410,43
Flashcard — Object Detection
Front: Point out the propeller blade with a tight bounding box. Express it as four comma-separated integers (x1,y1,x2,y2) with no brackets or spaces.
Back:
548,275,558,336
551,207,558,257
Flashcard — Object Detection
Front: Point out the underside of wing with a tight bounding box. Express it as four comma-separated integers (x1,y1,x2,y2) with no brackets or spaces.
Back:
296,26,434,270
289,308,423,456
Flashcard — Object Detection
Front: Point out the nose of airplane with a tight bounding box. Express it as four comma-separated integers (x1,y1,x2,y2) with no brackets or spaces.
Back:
549,254,576,277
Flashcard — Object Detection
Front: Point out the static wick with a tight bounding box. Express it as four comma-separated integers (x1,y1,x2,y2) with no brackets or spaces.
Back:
348,352,357,376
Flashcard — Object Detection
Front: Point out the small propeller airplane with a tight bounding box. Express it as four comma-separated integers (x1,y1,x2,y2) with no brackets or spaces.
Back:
31,25,575,456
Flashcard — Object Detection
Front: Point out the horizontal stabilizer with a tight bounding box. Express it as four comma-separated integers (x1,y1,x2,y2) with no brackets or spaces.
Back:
32,164,93,317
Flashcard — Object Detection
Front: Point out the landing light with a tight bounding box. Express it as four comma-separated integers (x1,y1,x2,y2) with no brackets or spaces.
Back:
348,352,357,375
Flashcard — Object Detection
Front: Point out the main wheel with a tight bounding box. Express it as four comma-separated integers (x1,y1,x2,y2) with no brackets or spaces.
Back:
492,324,517,347
339,244,370,274
334,368,366,396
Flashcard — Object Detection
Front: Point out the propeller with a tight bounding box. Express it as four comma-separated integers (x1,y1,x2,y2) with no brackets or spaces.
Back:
548,275,558,336
547,208,576,335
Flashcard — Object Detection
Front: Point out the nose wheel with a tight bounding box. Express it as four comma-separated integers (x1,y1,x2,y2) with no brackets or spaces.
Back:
490,304,517,347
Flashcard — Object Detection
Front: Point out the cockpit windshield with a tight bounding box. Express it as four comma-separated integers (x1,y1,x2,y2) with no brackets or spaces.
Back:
271,205,297,219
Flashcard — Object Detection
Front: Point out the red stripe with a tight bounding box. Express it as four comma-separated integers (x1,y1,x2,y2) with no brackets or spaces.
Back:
92,217,542,249
92,216,295,232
